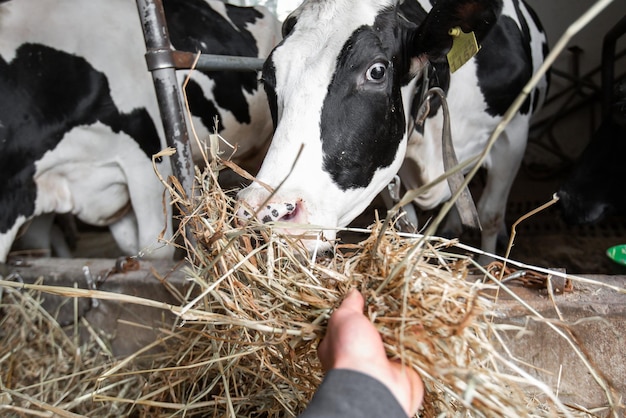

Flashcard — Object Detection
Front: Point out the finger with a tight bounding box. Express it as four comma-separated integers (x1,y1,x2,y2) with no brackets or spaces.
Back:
318,290,358,367
338,288,364,313
389,361,424,416
317,340,329,370
406,366,424,415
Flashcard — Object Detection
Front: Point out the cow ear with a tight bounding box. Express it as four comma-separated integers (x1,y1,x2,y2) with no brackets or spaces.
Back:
282,15,297,37
411,0,502,62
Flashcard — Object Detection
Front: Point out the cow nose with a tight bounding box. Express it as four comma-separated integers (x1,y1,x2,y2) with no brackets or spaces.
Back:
259,202,298,223
237,200,303,224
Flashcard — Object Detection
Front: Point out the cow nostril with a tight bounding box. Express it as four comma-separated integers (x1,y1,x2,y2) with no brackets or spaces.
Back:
237,198,305,225
235,206,254,225
281,202,298,221
264,201,299,223
238,200,302,224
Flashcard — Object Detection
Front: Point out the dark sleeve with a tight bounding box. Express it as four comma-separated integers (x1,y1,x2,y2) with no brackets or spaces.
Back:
298,369,408,418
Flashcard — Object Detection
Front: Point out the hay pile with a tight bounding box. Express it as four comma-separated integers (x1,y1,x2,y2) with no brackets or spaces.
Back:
0,148,621,417
0,143,616,418
0,282,136,416
119,148,600,417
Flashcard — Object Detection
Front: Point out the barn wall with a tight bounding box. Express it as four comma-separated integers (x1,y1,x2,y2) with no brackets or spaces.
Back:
524,0,626,169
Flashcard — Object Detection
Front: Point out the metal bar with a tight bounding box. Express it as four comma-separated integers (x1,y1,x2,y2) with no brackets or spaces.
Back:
192,53,265,72
146,49,265,72
135,0,196,251
135,0,194,192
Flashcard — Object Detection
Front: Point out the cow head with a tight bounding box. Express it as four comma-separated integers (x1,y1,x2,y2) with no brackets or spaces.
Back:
237,0,502,251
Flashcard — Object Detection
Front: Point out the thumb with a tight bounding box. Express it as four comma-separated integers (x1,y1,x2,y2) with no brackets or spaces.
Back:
339,288,365,313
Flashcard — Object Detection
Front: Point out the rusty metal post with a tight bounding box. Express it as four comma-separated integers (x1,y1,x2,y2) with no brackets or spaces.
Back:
134,0,268,256
135,0,195,197
135,0,195,253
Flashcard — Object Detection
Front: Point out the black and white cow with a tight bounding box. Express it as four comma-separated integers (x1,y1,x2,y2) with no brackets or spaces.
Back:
237,0,548,260
0,0,280,262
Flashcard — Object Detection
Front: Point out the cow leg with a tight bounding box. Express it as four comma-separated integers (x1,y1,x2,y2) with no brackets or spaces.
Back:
108,211,140,256
49,221,74,257
11,213,74,258
1,216,31,263
439,205,464,239
476,123,528,264
10,214,55,257
107,196,171,258
119,162,174,259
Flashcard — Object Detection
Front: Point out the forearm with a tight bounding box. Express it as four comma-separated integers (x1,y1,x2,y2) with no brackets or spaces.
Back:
299,369,409,418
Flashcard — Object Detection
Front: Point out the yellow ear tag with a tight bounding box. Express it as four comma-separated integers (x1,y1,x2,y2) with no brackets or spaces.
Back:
446,26,480,73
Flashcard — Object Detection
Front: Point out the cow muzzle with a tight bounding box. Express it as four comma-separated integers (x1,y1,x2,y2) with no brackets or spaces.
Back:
236,192,335,256
236,191,305,224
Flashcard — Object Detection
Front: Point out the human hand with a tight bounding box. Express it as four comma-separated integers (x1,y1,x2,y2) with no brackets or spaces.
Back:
317,289,424,417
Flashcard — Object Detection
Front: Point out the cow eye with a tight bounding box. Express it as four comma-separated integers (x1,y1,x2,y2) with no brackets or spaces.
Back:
366,62,387,82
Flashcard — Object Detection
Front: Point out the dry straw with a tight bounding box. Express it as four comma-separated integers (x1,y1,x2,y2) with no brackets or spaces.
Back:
136,134,618,417
2,143,621,416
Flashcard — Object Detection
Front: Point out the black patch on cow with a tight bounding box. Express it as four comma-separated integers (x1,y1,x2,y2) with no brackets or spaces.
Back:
261,58,278,130
185,79,224,131
475,15,533,116
164,0,263,126
0,43,161,233
412,0,502,62
517,0,550,112
399,0,429,27
282,15,298,37
321,11,408,190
